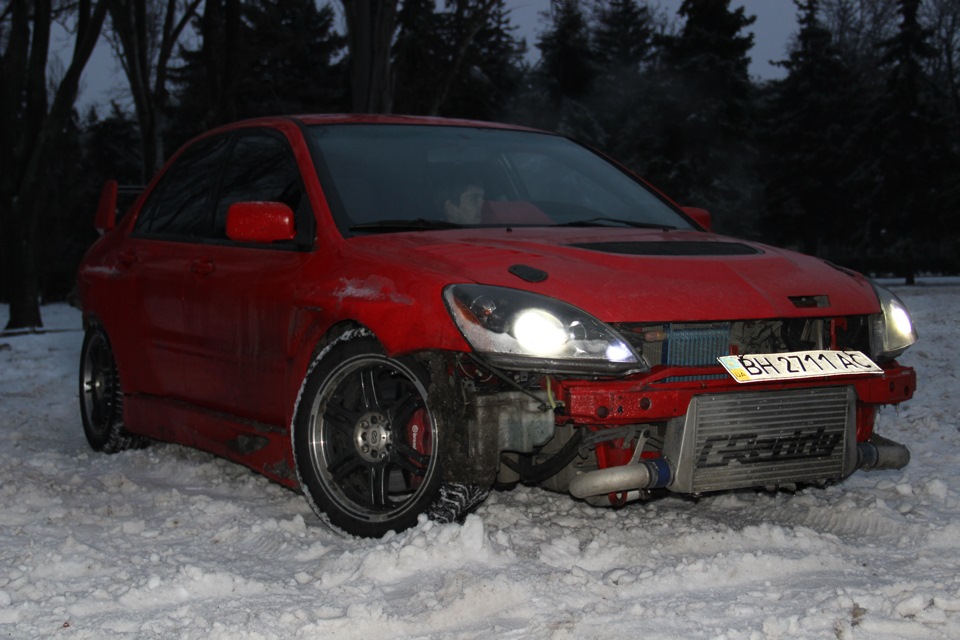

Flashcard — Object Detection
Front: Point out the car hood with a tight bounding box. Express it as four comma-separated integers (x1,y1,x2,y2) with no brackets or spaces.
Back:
348,228,879,322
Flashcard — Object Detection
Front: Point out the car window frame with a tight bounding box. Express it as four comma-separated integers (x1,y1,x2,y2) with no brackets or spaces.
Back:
212,127,317,251
131,128,316,252
131,133,231,242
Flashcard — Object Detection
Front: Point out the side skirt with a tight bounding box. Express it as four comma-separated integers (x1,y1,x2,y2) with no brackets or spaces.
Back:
124,394,298,489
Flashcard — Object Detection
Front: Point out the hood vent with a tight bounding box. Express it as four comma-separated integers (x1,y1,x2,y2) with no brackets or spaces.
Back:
508,264,548,283
789,295,830,308
569,241,761,256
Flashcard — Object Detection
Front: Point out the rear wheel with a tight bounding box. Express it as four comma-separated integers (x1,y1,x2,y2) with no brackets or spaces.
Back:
293,333,483,537
79,327,145,452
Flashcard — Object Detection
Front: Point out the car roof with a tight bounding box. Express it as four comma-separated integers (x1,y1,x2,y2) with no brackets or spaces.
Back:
204,114,547,136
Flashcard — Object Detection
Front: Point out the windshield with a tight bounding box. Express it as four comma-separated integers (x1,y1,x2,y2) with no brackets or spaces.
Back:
306,124,693,235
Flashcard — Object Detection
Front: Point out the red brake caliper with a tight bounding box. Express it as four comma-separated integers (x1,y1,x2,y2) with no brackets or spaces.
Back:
405,408,432,489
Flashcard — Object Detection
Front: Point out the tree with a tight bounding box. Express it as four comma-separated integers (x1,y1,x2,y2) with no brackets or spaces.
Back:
0,0,109,330
44,105,142,302
760,0,863,256
647,0,759,236
526,0,600,138
588,0,659,163
340,0,399,113
821,0,899,73
106,0,202,182
394,0,523,119
865,0,955,281
179,0,242,132
169,0,346,149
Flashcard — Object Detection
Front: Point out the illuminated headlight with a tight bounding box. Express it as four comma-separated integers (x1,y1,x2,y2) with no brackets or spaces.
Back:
443,284,644,374
870,283,918,360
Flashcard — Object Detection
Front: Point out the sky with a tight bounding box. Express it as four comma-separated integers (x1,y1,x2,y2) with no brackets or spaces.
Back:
75,0,799,111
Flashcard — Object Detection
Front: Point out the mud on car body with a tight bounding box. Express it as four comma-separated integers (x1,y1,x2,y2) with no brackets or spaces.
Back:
77,115,917,537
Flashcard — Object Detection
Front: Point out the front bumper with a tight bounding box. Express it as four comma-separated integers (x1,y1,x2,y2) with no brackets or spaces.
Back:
555,364,915,498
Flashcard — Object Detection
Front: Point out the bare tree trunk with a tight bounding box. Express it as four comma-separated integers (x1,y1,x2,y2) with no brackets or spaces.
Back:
198,0,241,128
0,0,109,330
107,0,202,181
341,0,399,113
426,0,499,116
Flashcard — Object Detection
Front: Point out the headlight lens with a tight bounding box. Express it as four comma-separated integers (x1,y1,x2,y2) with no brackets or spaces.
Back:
443,284,643,374
870,283,918,360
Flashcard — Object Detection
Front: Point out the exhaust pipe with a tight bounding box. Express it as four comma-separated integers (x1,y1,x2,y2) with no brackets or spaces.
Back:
857,434,910,471
569,458,672,499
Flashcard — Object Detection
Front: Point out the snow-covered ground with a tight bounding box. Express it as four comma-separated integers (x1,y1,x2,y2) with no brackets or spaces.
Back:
2,281,958,639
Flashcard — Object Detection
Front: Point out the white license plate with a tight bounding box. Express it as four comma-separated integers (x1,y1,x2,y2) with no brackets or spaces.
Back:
717,350,882,383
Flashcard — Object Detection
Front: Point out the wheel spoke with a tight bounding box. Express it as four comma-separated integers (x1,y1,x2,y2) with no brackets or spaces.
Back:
368,465,389,507
386,393,420,424
359,368,380,409
329,451,363,483
323,406,358,435
392,440,429,473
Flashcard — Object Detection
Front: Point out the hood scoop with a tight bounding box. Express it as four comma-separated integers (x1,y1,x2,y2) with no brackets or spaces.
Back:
569,241,761,256
509,264,549,283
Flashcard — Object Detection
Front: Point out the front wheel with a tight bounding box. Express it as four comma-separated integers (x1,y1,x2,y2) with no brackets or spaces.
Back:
293,333,450,537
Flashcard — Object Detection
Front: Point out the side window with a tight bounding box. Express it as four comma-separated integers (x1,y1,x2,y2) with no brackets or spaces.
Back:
213,131,314,244
134,135,230,238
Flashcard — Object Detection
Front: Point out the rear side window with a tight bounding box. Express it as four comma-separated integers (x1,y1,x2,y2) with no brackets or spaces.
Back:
213,131,313,244
134,135,230,238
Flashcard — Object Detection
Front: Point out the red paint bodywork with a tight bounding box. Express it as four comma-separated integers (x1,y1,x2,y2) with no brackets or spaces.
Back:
76,115,915,489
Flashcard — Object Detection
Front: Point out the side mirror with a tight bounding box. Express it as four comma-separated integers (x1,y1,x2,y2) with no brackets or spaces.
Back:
226,202,296,244
95,179,118,234
681,206,712,231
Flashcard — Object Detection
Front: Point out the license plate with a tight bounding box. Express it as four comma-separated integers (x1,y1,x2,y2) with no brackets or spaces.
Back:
717,350,882,383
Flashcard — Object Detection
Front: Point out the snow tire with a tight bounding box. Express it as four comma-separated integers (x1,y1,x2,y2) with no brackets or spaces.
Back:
79,326,146,453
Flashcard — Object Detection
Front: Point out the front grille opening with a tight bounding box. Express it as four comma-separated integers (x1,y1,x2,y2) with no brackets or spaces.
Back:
617,317,873,377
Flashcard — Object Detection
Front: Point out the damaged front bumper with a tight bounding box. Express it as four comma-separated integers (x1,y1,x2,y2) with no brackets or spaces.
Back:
466,362,915,503
557,364,915,501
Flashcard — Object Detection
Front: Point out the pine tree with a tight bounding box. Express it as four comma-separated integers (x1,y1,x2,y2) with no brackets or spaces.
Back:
760,0,863,257
529,0,601,139
589,0,658,163
435,1,525,121
238,0,347,116
393,0,524,120
646,0,759,236
864,0,953,280
169,0,346,148
393,0,446,115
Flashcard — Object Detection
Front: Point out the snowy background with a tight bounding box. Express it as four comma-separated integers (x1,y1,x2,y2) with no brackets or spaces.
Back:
1,280,958,639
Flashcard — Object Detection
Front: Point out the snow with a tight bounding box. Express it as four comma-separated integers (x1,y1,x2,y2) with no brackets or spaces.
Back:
1,281,959,639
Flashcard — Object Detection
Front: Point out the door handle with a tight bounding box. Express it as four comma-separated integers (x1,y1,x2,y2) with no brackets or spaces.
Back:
190,258,216,276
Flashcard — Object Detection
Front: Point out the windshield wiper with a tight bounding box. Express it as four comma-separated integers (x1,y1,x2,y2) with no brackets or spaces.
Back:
349,218,464,232
553,217,676,230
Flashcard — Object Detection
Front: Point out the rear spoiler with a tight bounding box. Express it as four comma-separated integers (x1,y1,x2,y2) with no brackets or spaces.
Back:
94,180,145,234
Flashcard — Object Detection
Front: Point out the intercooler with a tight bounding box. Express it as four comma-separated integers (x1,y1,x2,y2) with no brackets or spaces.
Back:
664,386,857,493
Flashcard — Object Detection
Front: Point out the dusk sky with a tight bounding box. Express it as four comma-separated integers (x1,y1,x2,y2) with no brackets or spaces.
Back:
74,1,799,110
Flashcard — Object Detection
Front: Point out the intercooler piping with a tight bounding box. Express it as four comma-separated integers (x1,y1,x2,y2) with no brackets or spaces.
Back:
857,434,911,471
569,458,672,500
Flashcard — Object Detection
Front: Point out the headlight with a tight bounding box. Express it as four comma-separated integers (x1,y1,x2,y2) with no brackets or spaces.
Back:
443,284,644,374
870,283,918,360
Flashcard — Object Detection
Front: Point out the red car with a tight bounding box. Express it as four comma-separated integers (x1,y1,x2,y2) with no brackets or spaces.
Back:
77,115,917,537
